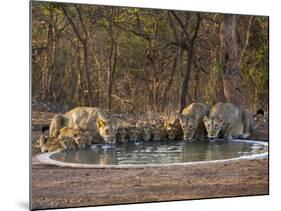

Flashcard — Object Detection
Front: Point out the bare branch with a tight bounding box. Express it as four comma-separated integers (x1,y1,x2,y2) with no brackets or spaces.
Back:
169,10,191,42
75,5,88,38
60,6,85,44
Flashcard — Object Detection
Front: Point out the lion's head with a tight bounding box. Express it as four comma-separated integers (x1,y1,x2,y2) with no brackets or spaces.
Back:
164,119,182,140
142,124,153,141
36,135,48,152
117,127,129,143
75,134,91,149
58,135,76,150
179,114,198,141
152,123,167,141
97,118,118,144
128,126,140,142
203,116,223,139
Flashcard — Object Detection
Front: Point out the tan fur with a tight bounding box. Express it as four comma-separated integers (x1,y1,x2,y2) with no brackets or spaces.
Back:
141,124,153,141
58,135,76,150
84,130,105,145
49,107,118,144
113,118,134,143
59,127,82,142
152,123,167,141
128,126,141,142
36,135,62,152
242,110,265,138
204,102,244,140
179,103,210,141
59,126,104,148
117,127,129,143
164,118,183,140
76,133,92,149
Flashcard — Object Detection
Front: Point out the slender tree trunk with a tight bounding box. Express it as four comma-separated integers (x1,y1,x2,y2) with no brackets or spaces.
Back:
82,41,94,106
221,14,246,108
47,33,56,98
170,12,201,112
94,55,101,107
61,6,94,107
75,44,85,105
161,47,181,110
194,67,199,102
179,43,194,112
215,22,226,102
108,40,118,111
239,16,254,66
42,24,55,100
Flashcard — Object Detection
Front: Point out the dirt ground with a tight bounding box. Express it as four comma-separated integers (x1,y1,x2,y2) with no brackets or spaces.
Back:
31,111,269,210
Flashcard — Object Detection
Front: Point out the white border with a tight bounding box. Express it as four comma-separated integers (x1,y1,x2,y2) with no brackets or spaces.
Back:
0,0,277,211
35,139,268,169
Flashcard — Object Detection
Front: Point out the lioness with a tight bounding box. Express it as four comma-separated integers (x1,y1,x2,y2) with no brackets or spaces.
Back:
179,103,210,141
49,107,118,144
242,109,265,138
203,102,244,140
36,135,62,152
164,118,183,140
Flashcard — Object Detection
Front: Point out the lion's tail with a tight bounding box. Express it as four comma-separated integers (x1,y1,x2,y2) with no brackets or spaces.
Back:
49,114,65,137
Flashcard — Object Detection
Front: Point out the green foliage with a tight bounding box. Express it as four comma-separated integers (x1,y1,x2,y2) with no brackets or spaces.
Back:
240,16,268,109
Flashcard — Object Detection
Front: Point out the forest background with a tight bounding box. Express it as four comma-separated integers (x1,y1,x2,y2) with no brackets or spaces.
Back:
32,1,269,116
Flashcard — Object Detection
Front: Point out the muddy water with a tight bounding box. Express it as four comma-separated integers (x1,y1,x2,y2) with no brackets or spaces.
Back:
50,140,267,165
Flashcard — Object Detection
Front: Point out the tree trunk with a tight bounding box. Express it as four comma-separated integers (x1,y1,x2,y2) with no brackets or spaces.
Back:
82,41,94,106
170,12,201,112
161,47,181,110
179,43,194,112
61,6,94,107
108,40,118,111
221,15,246,108
75,44,85,105
194,67,199,102
215,22,226,102
42,23,55,100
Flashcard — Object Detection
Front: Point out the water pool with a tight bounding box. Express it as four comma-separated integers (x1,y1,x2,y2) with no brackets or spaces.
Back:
41,139,268,167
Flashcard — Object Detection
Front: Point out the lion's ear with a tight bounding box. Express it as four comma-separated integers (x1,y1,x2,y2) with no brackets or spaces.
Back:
58,135,63,141
203,116,208,122
179,114,185,121
97,118,105,129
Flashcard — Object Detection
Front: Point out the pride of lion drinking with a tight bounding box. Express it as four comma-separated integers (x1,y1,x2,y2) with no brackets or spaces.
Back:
36,102,266,153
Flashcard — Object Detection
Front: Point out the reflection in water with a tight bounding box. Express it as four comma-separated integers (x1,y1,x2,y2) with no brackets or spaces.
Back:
181,140,209,161
50,140,267,165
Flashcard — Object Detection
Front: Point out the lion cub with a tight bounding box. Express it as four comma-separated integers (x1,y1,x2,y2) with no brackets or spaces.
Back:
36,135,63,152
58,136,76,150
164,118,183,140
152,121,167,141
117,127,129,143
179,103,210,141
128,126,141,142
59,127,92,149
141,123,153,142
